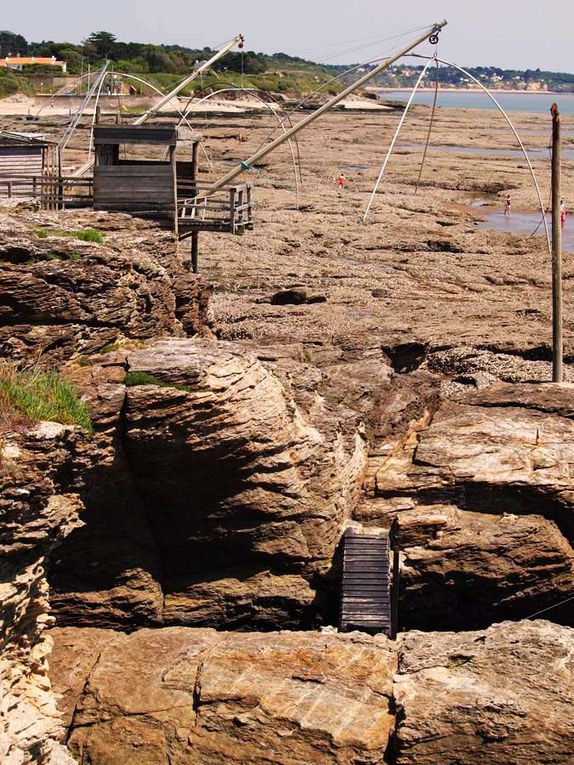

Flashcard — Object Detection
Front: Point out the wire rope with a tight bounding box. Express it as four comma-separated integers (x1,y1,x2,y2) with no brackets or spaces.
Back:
415,56,440,194
363,57,435,222
409,54,551,255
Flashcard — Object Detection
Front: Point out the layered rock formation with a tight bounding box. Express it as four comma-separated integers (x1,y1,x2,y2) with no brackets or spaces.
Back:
49,338,368,629
0,211,211,364
50,626,395,765
364,381,574,630
48,620,574,765
393,620,574,765
0,424,85,764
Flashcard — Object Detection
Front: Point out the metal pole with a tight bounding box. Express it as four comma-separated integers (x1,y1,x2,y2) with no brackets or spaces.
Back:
363,57,435,222
204,21,447,196
132,34,244,126
551,103,563,382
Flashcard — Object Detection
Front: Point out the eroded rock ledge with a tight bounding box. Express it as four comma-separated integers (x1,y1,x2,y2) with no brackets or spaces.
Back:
0,211,212,364
49,338,370,630
0,424,86,765
48,620,574,765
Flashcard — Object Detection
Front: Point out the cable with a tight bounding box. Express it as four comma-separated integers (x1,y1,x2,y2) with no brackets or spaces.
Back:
525,593,574,620
415,55,440,194
409,53,551,256
363,57,435,222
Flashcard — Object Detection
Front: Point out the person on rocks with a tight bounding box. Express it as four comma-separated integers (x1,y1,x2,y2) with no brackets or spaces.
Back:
337,173,348,194
560,199,567,225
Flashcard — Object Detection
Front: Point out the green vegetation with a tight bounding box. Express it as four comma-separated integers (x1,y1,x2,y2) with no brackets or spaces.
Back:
0,367,92,433
0,28,340,96
36,227,104,244
372,63,574,93
100,342,120,354
126,371,190,392
75,228,104,243
6,26,574,96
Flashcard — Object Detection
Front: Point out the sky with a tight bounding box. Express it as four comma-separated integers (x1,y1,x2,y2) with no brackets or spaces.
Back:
4,0,574,72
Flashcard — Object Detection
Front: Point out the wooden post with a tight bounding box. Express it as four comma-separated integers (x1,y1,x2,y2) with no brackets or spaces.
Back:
551,103,563,383
95,104,101,124
229,187,236,235
191,231,199,273
191,141,199,196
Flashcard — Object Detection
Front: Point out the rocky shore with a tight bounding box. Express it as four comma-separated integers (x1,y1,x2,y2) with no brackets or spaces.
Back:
1,104,574,763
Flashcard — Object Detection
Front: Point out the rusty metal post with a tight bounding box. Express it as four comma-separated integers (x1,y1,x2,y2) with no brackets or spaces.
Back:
551,103,563,382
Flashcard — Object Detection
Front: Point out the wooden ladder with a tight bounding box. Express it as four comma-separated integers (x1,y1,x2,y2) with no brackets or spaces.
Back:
339,528,392,636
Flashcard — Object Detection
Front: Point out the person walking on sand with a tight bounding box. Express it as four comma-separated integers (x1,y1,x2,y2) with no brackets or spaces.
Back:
337,173,348,194
560,199,567,225
505,194,511,215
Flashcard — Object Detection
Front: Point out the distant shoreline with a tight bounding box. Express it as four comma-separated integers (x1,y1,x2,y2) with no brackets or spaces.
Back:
371,87,570,95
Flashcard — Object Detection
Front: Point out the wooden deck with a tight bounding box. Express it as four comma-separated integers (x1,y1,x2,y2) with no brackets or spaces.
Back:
177,182,253,236
339,529,393,636
0,173,254,237
0,174,93,209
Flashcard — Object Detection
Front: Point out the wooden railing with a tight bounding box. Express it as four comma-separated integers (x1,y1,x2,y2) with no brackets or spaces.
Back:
177,181,253,235
0,175,94,209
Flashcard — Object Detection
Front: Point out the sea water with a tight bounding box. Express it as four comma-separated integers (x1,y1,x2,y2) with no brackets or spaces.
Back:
376,90,574,116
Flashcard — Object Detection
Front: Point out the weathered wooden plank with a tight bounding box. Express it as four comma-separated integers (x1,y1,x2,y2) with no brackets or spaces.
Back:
340,528,393,636
94,125,178,146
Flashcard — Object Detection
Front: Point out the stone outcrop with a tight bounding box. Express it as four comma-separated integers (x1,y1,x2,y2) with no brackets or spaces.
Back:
0,211,211,364
361,382,574,629
50,626,395,765
393,620,574,765
0,423,85,764
396,505,574,630
49,338,368,630
48,620,574,765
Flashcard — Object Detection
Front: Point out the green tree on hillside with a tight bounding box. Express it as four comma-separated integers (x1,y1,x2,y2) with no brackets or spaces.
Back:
0,30,28,57
84,31,117,59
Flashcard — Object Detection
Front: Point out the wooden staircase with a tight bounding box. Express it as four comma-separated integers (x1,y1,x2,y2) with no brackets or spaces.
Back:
339,528,393,636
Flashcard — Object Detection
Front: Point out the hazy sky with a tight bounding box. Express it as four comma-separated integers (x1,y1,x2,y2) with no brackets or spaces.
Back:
4,0,574,71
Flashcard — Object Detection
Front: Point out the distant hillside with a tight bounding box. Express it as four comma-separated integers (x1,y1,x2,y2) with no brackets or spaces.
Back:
368,64,574,92
0,30,342,98
2,29,574,97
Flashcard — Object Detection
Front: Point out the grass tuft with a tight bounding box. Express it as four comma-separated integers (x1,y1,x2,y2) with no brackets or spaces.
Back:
35,227,104,245
0,367,92,434
100,342,120,354
126,370,190,392
75,228,104,243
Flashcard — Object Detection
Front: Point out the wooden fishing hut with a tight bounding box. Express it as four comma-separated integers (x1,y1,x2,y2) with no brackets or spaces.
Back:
93,123,182,229
0,131,60,198
92,123,253,270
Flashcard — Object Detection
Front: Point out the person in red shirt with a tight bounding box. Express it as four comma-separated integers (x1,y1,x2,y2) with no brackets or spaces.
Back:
337,174,348,194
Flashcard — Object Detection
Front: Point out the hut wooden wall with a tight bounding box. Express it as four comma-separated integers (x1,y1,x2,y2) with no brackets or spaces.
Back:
0,146,43,195
93,164,176,219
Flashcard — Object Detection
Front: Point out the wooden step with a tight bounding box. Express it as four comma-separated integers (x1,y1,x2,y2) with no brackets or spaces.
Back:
340,529,393,637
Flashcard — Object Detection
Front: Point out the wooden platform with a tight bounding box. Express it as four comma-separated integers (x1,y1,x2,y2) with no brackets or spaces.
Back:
178,182,253,236
339,528,392,636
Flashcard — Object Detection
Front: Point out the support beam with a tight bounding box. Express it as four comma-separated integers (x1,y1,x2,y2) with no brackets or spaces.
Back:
551,103,563,383
133,34,244,126
203,21,447,197
191,232,199,273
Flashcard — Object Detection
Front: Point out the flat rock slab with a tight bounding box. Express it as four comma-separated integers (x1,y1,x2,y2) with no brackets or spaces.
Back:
50,627,395,765
394,620,574,765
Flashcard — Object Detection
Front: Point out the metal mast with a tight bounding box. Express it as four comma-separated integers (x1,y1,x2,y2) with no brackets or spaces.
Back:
204,21,447,196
